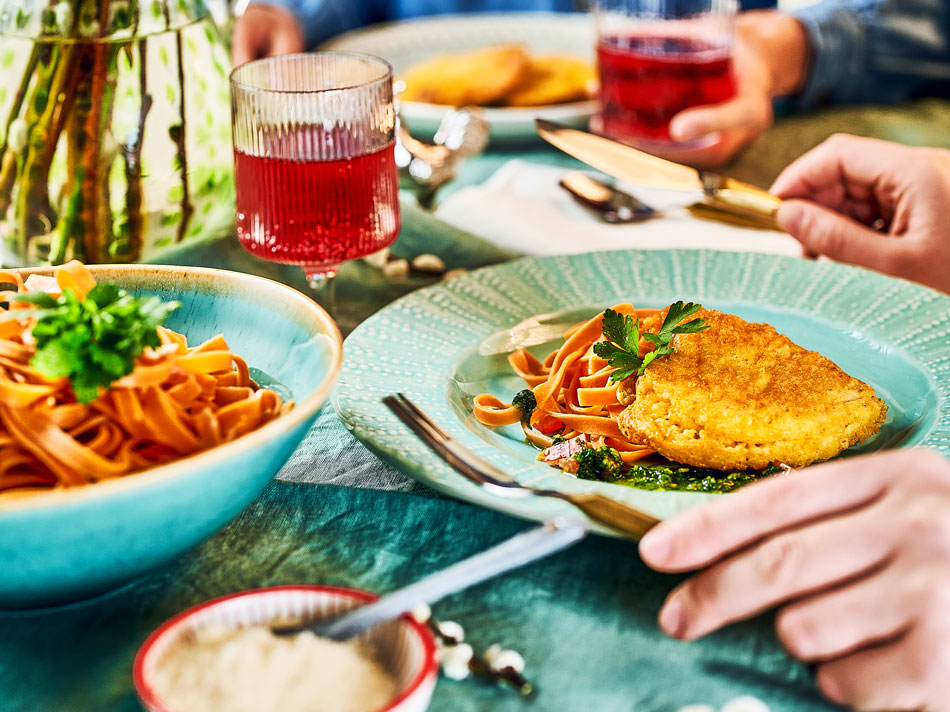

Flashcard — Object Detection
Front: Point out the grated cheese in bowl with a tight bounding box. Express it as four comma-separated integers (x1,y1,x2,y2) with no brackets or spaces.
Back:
151,624,398,712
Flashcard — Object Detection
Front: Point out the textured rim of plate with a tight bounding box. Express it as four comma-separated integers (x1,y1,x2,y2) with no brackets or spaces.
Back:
321,12,597,137
334,249,950,531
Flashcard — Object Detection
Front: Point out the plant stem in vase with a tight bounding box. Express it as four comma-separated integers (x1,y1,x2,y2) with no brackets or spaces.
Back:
0,0,235,266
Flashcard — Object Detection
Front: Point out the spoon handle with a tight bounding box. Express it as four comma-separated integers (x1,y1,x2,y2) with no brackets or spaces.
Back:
285,519,587,641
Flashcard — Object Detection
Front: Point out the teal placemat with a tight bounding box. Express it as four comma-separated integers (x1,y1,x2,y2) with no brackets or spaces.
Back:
0,481,837,712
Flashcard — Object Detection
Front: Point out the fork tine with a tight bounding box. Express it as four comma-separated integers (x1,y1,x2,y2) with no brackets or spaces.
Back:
383,395,446,448
392,393,452,440
383,394,519,489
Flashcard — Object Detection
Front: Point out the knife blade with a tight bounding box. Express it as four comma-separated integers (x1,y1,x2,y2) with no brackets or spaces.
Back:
537,118,703,191
535,119,781,228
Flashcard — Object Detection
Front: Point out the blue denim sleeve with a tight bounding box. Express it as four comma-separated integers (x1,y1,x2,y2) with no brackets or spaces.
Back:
791,0,950,108
255,0,381,49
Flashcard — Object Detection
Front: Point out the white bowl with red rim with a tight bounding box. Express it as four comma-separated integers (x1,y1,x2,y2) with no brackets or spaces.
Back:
134,585,439,712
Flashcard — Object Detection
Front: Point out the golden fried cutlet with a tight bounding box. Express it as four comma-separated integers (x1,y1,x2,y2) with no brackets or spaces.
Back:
503,55,595,107
399,45,531,106
617,309,887,470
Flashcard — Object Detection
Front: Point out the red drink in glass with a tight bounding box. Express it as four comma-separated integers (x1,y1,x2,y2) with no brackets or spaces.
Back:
596,34,736,144
231,52,398,310
234,137,400,273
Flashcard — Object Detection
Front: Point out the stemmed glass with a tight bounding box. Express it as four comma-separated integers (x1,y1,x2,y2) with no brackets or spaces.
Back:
230,53,401,314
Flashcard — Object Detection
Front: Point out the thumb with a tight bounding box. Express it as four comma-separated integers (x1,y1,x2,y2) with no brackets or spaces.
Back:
777,200,901,273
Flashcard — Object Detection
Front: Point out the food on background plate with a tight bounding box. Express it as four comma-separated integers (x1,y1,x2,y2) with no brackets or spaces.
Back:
504,54,596,107
473,303,886,492
150,624,397,712
0,261,291,494
400,45,530,106
399,44,595,107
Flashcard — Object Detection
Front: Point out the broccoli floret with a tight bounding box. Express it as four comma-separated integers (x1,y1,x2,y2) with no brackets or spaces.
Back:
512,389,536,425
574,445,624,481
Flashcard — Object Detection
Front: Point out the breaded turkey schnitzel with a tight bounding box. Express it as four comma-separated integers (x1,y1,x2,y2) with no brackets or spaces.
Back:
617,308,887,470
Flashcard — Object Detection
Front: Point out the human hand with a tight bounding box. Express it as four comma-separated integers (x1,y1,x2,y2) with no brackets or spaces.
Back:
771,134,950,294
653,11,809,169
232,3,305,68
639,449,950,711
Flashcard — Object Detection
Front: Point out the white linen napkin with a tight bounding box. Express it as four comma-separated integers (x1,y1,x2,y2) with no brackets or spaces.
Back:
434,160,803,257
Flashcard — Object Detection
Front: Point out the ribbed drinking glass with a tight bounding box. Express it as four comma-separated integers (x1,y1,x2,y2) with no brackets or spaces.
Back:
230,52,400,306
593,0,738,147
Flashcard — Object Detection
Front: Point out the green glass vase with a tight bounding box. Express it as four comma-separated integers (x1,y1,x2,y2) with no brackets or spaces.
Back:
0,0,234,266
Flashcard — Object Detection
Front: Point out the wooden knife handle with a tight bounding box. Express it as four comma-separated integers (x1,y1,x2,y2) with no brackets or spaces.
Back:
698,173,782,229
562,492,660,539
687,201,781,231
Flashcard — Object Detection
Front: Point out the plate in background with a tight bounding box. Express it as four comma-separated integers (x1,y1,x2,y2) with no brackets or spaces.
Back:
321,12,597,140
334,249,950,534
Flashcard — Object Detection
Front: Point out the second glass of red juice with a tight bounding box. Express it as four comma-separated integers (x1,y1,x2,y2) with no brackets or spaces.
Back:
593,0,738,147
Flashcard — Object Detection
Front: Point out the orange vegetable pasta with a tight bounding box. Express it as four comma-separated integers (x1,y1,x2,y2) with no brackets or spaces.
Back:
0,263,291,493
474,304,658,463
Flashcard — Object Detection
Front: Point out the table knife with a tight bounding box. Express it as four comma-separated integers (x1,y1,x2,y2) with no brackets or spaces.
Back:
536,119,782,230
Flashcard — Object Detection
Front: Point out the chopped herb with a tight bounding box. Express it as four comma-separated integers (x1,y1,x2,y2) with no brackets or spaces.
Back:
16,285,179,404
593,302,710,382
616,463,770,493
574,445,624,481
512,388,536,425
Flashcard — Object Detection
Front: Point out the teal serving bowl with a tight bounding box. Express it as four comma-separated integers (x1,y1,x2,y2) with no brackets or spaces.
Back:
0,265,343,609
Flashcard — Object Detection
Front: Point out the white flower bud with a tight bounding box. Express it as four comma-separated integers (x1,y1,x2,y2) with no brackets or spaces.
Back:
675,706,715,712
411,253,445,274
435,619,464,643
382,258,409,282
363,247,389,270
439,642,473,680
409,602,431,624
484,644,525,673
7,118,28,154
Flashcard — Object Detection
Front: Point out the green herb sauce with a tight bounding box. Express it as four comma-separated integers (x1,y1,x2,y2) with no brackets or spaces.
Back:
611,462,782,493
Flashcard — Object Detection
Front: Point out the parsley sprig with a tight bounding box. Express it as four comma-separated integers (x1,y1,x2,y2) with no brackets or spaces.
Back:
14,284,180,403
593,301,709,382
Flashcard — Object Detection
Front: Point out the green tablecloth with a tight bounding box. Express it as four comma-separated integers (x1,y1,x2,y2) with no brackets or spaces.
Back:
0,202,836,712
0,483,836,712
5,101,949,711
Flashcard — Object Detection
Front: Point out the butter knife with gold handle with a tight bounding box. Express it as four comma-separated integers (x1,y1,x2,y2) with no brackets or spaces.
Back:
383,393,659,539
536,119,782,230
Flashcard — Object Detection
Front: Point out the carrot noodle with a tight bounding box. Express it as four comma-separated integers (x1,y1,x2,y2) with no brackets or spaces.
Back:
0,261,292,493
474,304,660,460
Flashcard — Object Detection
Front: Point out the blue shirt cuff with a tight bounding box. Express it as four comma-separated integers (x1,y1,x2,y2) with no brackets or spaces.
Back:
790,1,871,109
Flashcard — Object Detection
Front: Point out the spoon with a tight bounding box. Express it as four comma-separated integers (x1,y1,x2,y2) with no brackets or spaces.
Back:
559,171,657,223
272,518,587,641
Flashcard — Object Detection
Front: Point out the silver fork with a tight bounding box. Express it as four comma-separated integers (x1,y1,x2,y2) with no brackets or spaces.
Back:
383,393,660,539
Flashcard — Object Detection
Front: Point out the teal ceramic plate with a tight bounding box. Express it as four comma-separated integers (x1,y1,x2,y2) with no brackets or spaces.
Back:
335,250,950,531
